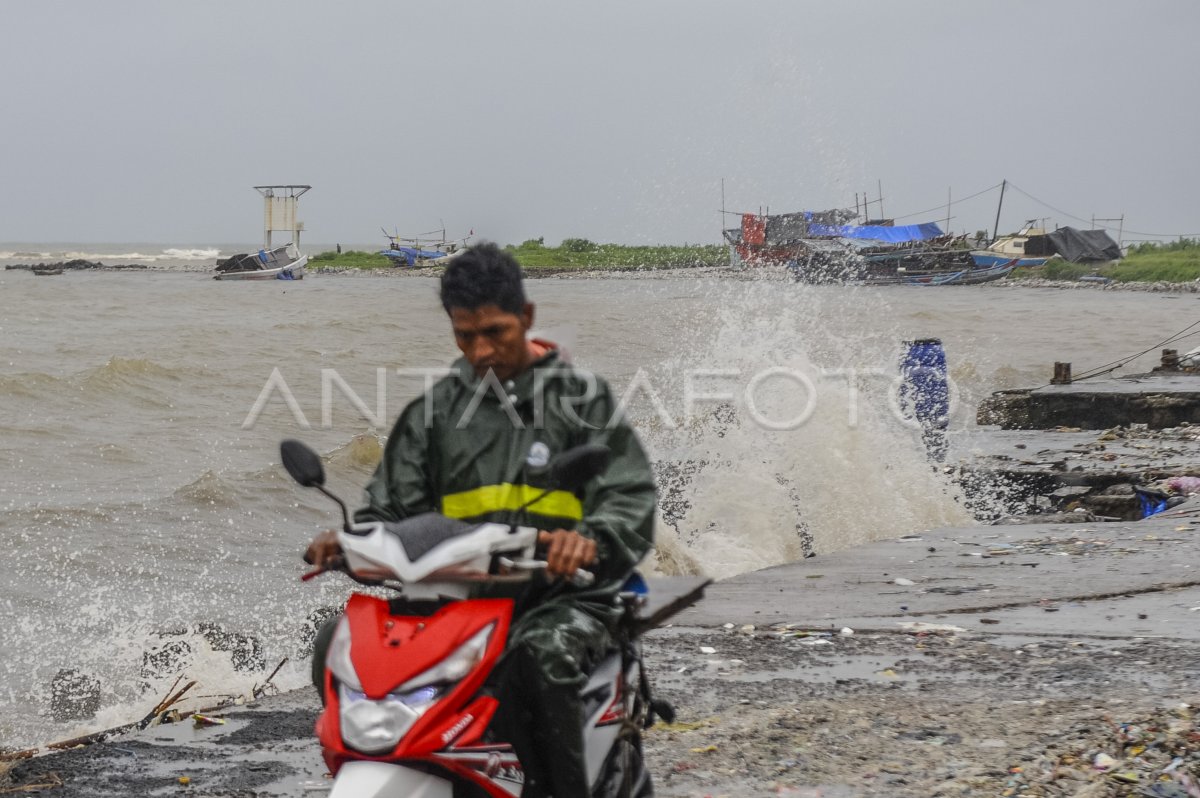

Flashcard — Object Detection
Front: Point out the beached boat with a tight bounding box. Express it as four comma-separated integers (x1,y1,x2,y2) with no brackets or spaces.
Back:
864,259,1017,286
971,224,1123,269
951,260,1019,284
378,227,470,267
727,209,978,284
213,245,307,281
970,224,1051,268
213,185,310,281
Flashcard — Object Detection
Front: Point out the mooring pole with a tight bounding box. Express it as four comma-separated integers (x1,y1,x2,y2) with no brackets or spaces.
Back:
992,179,1007,243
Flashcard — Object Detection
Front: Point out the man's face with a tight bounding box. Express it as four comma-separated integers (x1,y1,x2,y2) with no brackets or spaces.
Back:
449,303,535,383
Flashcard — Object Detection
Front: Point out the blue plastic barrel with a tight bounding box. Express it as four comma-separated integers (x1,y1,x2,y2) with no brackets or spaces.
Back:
900,338,949,461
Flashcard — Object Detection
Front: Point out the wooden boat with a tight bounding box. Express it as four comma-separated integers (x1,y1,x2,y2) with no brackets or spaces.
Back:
945,260,1018,284
970,250,1049,268
378,227,471,267
31,267,64,276
213,245,306,281
862,259,1017,286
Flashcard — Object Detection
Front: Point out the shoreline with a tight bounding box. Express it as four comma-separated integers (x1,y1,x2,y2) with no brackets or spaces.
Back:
7,259,1200,292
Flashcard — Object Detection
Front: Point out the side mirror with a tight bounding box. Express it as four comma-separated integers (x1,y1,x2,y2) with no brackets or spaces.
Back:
550,444,610,494
281,439,326,488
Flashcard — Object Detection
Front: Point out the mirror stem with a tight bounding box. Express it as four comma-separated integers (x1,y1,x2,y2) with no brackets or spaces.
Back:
316,485,353,534
509,488,552,533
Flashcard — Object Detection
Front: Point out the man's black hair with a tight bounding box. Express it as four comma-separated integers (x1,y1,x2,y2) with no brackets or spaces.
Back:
439,242,527,315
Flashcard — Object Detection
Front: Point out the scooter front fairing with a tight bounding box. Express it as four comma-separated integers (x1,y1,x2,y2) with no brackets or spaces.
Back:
318,594,514,779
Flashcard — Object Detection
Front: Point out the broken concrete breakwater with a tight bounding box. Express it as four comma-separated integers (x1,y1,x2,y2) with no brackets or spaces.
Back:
979,369,1200,432
4,259,148,272
950,424,1200,521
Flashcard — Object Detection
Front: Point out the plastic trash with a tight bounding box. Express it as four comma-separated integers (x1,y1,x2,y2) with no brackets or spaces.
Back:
1137,487,1170,519
191,713,226,728
1167,476,1200,495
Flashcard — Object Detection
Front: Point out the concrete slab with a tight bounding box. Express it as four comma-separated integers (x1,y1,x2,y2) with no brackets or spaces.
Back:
951,427,1200,480
978,373,1200,429
674,508,1200,631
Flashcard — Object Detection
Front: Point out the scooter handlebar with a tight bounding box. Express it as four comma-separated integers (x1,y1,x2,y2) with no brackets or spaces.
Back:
500,556,594,587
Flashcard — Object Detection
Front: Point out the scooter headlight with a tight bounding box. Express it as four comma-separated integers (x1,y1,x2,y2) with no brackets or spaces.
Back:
338,624,494,754
339,683,442,754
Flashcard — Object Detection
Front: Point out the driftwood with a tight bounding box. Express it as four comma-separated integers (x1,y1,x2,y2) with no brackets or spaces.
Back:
252,657,289,698
45,678,198,752
0,771,62,793
10,656,292,764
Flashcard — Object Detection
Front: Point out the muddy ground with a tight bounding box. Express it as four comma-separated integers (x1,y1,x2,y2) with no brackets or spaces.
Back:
645,627,1199,797
5,628,1196,797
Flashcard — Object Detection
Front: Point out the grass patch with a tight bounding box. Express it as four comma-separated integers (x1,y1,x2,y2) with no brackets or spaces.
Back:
1106,239,1200,282
307,241,730,274
1015,239,1200,283
1040,259,1096,281
309,250,392,269
507,239,727,273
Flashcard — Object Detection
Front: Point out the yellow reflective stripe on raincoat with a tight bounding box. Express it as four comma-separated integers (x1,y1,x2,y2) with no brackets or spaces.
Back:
440,483,583,521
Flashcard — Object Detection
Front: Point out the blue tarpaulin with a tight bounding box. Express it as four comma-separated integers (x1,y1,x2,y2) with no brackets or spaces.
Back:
805,219,945,243
379,247,449,267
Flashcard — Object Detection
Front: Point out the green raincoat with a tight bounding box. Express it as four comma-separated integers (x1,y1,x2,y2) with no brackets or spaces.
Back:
353,347,656,796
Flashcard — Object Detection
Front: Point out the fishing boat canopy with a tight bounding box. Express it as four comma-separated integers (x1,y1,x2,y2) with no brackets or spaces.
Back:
737,212,944,247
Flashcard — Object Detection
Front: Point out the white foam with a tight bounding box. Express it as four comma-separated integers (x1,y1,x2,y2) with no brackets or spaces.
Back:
160,248,221,261
62,250,158,261
10,248,222,263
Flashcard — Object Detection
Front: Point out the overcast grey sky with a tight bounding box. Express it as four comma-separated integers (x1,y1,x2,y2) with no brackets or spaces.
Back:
1,1,1197,246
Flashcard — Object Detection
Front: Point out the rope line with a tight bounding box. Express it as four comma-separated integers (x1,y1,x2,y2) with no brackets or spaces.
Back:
1030,318,1200,389
1006,182,1200,239
890,182,1004,222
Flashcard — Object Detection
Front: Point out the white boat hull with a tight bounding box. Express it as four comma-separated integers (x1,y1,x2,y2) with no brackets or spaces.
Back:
213,255,307,281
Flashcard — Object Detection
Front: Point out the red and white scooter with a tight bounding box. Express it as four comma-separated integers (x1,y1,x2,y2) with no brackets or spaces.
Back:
281,439,705,798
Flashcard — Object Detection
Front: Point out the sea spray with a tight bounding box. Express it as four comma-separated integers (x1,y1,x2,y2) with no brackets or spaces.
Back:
635,280,972,579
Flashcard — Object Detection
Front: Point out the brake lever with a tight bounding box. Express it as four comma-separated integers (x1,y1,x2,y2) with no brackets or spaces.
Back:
300,556,345,582
570,568,595,588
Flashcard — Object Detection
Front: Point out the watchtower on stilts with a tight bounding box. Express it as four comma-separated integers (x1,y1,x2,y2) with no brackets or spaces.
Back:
254,185,311,250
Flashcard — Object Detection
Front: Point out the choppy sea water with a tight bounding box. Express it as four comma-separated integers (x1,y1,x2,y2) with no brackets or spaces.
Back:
1,266,1194,747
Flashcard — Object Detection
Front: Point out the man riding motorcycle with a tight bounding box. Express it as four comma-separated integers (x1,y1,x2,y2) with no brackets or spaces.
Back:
305,242,656,797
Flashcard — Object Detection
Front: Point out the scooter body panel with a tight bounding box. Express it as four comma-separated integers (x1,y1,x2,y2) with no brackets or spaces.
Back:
327,761,452,798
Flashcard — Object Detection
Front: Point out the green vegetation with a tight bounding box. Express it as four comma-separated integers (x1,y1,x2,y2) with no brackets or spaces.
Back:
1106,239,1200,282
307,240,729,274
1014,239,1200,283
1039,259,1095,281
309,250,392,269
505,239,727,273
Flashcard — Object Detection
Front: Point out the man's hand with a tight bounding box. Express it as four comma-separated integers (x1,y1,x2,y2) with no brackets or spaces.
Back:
537,529,597,579
304,529,343,569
